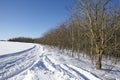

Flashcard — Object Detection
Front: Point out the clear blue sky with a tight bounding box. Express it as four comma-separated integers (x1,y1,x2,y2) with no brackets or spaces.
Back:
0,0,72,40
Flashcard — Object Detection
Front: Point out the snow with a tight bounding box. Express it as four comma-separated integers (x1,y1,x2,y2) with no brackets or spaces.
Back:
23,71,34,80
0,41,34,55
0,41,120,80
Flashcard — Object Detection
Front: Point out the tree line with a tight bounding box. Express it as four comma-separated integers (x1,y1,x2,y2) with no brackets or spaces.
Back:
37,0,120,69
9,0,120,70
9,37,34,43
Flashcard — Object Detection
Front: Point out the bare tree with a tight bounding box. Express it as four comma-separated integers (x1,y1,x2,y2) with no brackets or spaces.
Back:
72,0,120,69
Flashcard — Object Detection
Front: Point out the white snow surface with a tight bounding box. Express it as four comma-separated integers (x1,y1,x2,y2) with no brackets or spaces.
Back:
0,41,34,55
0,41,120,80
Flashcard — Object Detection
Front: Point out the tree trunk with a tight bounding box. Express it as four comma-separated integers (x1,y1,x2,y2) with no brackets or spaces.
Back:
96,51,102,70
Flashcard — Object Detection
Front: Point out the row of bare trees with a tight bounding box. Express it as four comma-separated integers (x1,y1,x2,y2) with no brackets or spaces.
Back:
38,0,120,70
9,37,34,43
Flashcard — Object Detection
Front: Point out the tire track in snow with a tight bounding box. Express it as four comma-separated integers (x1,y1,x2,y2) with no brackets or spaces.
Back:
0,45,40,80
65,64,101,80
43,56,85,80
60,64,87,80
43,56,79,80
42,55,101,80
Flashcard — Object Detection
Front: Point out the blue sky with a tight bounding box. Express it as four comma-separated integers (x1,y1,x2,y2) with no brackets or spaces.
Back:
0,0,72,40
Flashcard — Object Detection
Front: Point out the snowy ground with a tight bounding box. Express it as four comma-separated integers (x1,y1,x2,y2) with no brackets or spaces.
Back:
0,41,120,80
0,41,34,55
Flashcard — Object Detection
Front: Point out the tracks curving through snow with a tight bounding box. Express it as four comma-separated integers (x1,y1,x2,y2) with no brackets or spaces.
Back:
0,44,102,80
41,54,101,80
0,45,40,80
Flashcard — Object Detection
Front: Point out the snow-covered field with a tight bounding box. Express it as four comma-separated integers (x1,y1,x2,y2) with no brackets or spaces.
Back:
0,41,120,80
0,41,34,55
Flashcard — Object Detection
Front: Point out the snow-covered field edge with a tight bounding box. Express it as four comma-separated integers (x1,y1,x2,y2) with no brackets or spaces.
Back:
0,42,119,80
11,45,120,80
0,42,43,80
